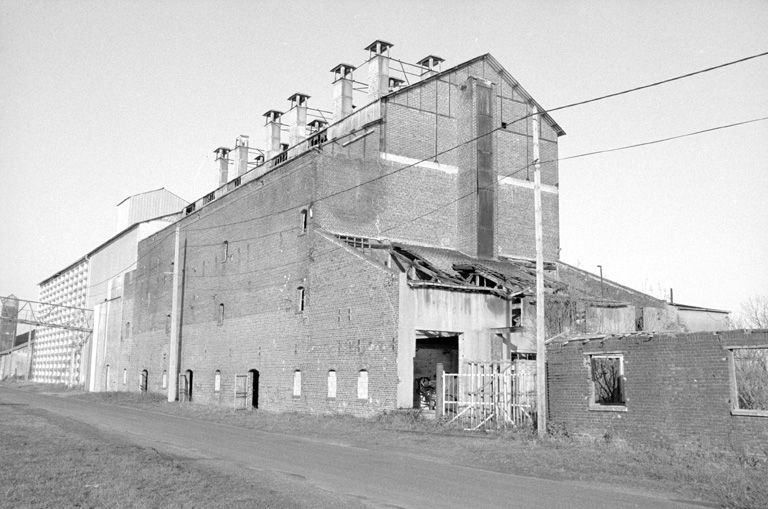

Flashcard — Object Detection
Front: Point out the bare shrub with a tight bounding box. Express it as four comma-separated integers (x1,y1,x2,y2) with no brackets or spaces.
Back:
734,348,768,410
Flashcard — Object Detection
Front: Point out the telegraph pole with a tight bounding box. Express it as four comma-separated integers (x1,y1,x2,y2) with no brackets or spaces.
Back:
532,105,547,437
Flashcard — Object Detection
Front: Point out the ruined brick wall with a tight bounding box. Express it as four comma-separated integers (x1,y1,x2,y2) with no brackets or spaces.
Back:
547,330,768,454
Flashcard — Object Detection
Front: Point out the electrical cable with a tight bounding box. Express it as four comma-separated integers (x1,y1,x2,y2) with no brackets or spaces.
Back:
82,50,768,294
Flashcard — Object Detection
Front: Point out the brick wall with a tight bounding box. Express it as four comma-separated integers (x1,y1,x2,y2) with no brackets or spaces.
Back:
547,330,768,454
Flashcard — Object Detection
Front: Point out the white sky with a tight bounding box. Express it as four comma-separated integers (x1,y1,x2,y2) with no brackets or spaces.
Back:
1,0,766,313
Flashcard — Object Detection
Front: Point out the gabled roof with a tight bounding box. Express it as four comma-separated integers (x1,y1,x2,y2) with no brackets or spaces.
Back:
383,53,565,136
116,187,187,207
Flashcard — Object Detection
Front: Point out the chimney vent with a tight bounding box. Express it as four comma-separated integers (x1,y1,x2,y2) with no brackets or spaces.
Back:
214,147,230,186
235,135,249,177
263,110,283,159
417,55,444,75
331,63,356,121
388,77,405,91
286,93,310,146
307,119,328,133
365,39,393,101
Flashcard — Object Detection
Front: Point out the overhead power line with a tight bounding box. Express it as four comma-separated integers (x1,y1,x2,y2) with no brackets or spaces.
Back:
83,50,768,293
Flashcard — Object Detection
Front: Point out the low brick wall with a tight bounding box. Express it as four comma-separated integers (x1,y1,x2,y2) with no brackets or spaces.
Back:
547,330,768,455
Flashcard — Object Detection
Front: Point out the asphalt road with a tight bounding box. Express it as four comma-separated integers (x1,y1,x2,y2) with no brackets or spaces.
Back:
0,387,707,509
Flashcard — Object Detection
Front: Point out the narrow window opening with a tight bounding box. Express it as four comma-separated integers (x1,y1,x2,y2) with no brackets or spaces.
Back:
300,209,308,234
327,370,337,399
122,368,127,385
296,286,305,313
214,370,222,393
140,369,148,393
218,303,225,325
222,240,229,263
357,370,369,400
162,370,168,389
293,370,302,398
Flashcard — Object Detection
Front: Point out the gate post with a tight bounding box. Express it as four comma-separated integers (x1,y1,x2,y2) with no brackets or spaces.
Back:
436,363,444,418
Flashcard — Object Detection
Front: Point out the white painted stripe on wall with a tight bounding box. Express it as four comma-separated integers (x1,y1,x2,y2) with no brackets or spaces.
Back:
498,176,559,194
380,152,458,174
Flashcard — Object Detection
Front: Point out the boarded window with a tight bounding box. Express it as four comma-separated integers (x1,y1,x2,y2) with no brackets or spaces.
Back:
732,348,768,413
293,370,301,397
327,370,337,399
357,370,368,400
214,370,222,393
589,354,625,407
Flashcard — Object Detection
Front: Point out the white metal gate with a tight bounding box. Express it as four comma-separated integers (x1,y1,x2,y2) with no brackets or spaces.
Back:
442,362,535,430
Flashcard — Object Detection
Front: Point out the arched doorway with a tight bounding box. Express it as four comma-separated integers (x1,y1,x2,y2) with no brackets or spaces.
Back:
248,369,259,409
140,369,148,393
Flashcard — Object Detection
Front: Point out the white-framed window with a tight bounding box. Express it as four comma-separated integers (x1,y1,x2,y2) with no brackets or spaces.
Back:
293,370,302,398
122,368,128,385
327,370,337,399
214,370,222,393
587,353,626,411
357,370,368,400
218,303,225,325
729,347,768,416
162,370,168,389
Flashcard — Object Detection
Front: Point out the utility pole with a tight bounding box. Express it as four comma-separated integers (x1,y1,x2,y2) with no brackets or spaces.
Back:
167,224,182,402
533,105,547,437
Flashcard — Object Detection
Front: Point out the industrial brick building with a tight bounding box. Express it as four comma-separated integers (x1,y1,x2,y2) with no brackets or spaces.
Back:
86,40,713,418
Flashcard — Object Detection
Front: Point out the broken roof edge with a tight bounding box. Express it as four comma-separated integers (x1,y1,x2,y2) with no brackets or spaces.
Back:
381,53,565,137
555,261,667,307
670,302,730,314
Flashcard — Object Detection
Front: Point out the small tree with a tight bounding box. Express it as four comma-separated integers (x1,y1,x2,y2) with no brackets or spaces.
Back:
732,296,768,329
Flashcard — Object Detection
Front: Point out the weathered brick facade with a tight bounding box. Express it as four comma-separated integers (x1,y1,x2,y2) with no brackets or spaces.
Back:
547,330,768,454
115,51,566,415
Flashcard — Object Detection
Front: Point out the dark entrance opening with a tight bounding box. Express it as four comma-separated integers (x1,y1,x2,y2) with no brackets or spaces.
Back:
185,369,194,401
413,335,459,409
140,369,148,393
249,369,260,408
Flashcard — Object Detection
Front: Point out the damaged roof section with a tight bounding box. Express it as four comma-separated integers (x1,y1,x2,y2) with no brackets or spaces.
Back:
334,235,566,299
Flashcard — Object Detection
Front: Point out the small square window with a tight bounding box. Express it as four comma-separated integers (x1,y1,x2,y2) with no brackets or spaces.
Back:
588,354,626,411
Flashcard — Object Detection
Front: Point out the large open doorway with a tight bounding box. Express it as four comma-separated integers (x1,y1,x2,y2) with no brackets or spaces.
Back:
413,333,459,409
249,369,260,409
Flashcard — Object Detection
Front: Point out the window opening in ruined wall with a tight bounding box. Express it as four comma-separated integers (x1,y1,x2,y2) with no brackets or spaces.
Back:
730,347,768,416
588,354,626,411
327,370,337,399
293,370,302,398
357,370,368,401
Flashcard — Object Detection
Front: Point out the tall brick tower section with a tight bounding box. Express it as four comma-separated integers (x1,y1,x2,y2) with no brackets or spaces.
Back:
457,77,496,259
